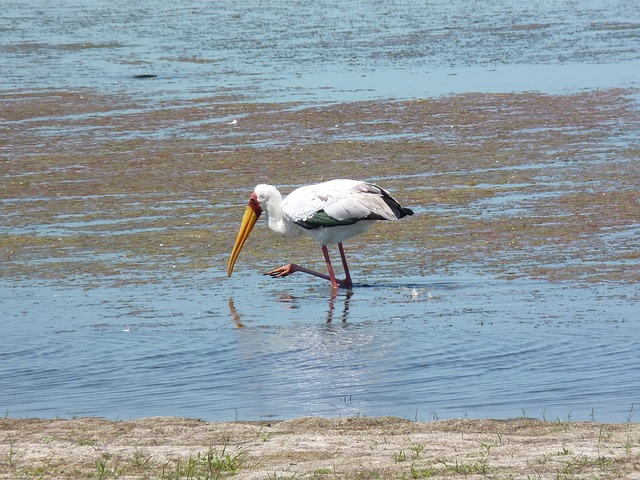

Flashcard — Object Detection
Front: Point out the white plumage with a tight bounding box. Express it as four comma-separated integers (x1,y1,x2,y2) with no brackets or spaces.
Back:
228,179,413,289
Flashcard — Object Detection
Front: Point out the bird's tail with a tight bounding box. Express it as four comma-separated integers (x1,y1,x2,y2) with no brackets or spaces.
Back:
378,189,414,219
400,207,414,217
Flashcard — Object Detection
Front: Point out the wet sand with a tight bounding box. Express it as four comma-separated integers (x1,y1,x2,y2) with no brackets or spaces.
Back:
2,416,639,479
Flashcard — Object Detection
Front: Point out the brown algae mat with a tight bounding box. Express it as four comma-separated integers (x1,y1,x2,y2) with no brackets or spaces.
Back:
1,87,639,287
1,416,640,479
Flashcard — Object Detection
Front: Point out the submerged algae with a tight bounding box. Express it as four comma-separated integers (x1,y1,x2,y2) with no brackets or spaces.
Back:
1,88,638,286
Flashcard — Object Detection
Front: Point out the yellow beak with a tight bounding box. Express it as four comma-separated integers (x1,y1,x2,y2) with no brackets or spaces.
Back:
227,205,260,277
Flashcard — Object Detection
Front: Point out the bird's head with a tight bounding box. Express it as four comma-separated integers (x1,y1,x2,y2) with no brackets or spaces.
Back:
227,191,263,277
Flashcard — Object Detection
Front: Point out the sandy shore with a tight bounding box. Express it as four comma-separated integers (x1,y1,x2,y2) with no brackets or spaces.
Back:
1,416,639,479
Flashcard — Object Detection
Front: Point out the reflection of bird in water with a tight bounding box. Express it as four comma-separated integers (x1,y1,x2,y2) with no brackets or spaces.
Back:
326,289,353,323
228,291,353,326
228,297,244,328
227,179,413,289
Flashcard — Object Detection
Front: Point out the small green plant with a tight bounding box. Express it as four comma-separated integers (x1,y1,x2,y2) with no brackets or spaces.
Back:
597,424,611,451
173,456,197,479
409,463,435,478
594,455,615,471
561,453,616,475
130,449,153,471
94,453,126,479
199,445,244,478
479,440,496,455
312,467,332,475
75,435,97,446
166,444,245,479
95,456,111,480
394,450,407,462
19,466,50,478
443,458,489,475
7,436,16,469
442,439,493,475
411,444,425,459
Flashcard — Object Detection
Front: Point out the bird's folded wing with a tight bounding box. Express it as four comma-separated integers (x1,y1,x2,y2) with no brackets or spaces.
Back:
286,182,398,230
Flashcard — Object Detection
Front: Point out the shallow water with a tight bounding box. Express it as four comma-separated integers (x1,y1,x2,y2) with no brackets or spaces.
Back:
3,0,640,100
1,0,639,423
1,273,638,422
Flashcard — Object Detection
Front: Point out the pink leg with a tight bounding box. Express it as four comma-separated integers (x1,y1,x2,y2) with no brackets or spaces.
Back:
321,245,340,289
337,242,353,289
265,245,352,289
266,263,334,283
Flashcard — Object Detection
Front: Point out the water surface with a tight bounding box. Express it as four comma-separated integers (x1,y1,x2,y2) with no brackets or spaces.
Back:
1,0,639,423
2,273,638,422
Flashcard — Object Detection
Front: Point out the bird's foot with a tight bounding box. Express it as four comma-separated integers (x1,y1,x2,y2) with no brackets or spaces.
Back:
265,264,297,278
265,263,352,289
339,279,353,290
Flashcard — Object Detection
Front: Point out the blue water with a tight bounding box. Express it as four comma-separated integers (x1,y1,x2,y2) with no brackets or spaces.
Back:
2,0,639,101
1,0,639,423
1,273,638,422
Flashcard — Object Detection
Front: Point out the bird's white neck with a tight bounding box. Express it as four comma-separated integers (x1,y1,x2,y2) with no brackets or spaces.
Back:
265,199,286,234
255,184,288,235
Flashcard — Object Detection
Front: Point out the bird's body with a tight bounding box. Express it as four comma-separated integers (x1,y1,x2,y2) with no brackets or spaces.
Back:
228,179,413,289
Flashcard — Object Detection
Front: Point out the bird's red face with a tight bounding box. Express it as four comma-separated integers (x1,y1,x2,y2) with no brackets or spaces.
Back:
227,192,263,277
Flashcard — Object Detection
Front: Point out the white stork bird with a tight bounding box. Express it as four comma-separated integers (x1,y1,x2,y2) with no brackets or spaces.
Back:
227,179,414,289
